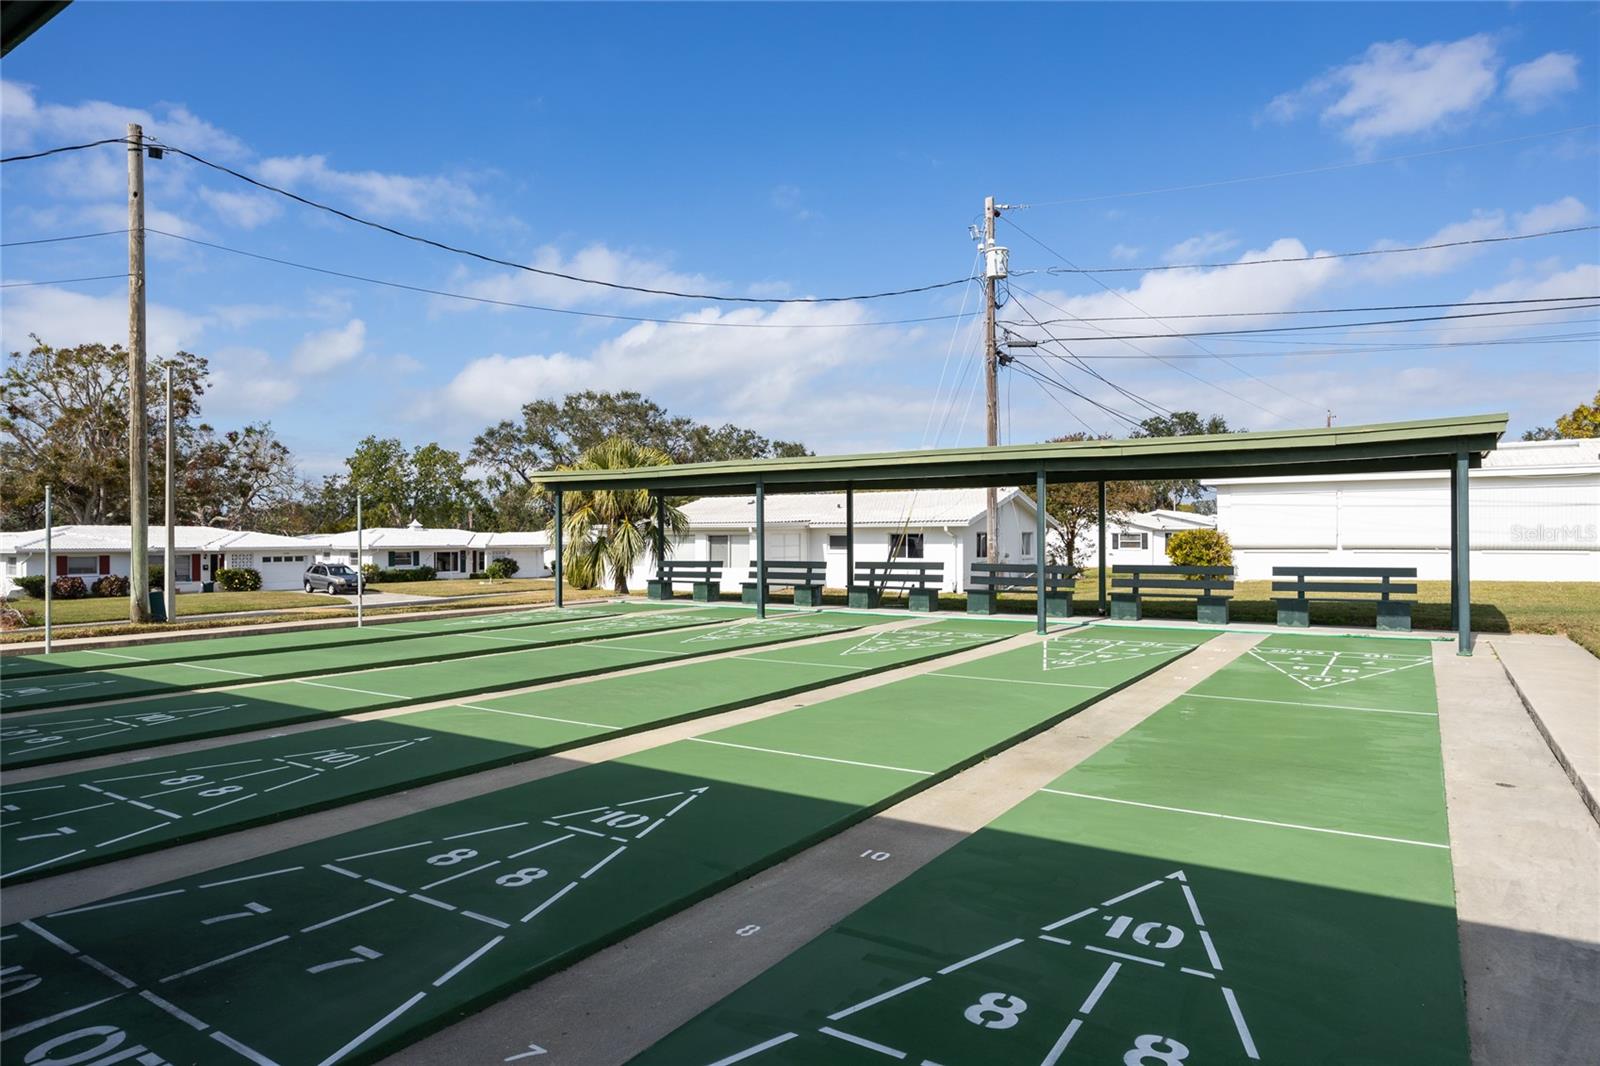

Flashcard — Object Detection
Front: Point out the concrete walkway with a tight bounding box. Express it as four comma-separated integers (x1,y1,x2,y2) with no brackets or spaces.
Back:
1486,633,1600,824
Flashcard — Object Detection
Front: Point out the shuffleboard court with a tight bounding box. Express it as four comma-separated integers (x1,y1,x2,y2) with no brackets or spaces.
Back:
0,605,739,714
0,601,645,680
631,632,1466,1066
0,607,761,770
0,612,979,882
0,626,1207,1066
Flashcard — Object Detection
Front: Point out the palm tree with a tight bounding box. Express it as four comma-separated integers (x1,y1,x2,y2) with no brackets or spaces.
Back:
546,437,687,594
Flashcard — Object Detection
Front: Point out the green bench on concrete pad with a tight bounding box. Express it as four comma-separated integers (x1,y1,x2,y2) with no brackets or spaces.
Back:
849,560,944,612
967,562,1078,616
742,560,827,607
1111,564,1235,623
647,560,724,602
1272,565,1417,630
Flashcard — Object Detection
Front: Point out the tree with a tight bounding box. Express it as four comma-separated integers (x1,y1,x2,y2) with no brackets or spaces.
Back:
545,437,687,593
1026,434,1158,567
1522,391,1599,440
331,437,487,529
177,423,300,529
1133,410,1237,509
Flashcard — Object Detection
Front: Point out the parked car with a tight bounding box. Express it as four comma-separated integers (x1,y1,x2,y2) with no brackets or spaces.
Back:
304,563,362,594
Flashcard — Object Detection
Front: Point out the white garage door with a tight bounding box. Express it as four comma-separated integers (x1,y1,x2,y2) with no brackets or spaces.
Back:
257,553,313,590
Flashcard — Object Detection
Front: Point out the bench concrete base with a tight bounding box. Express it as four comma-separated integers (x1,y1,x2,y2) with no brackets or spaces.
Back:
793,585,824,608
1275,599,1310,627
1376,600,1414,631
1196,596,1230,626
968,590,1074,617
1109,595,1141,621
848,587,882,610
647,580,673,601
907,588,939,613
692,581,719,603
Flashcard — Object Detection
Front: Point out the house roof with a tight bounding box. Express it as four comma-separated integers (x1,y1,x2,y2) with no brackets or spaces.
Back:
533,414,1507,494
1120,509,1218,533
313,527,549,549
677,488,1038,529
0,525,331,554
1205,438,1598,486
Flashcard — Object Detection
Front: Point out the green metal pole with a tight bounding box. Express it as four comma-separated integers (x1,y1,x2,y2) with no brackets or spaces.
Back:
655,494,666,582
754,478,766,620
1454,452,1471,655
553,490,564,609
1097,479,1107,614
1036,468,1048,635
845,485,854,600
1448,460,1458,626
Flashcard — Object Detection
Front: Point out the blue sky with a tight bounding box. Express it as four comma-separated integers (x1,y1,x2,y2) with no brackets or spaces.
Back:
2,2,1596,475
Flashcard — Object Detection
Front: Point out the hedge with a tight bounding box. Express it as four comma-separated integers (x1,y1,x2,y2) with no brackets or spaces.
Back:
91,574,130,597
215,567,263,592
484,557,520,580
51,576,89,599
13,576,46,599
1165,528,1234,570
367,565,437,583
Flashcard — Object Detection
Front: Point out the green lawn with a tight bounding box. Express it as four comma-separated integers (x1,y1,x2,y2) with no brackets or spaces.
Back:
6,590,336,626
365,577,554,596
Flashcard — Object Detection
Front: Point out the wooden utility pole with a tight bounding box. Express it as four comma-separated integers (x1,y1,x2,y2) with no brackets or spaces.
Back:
982,195,999,563
127,122,150,622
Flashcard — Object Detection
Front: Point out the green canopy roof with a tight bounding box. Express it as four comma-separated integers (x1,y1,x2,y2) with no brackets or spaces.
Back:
534,413,1508,495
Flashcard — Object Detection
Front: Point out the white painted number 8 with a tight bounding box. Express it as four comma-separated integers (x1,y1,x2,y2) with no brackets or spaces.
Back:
197,785,242,798
963,992,1027,1030
495,867,548,887
427,848,479,866
1124,1034,1190,1065
160,775,205,786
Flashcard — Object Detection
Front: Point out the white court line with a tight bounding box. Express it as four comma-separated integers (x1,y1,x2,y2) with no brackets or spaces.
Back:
1200,930,1223,971
432,935,504,987
0,994,120,1041
1085,944,1163,967
1038,934,1073,947
3,849,87,879
937,937,1023,975
827,976,931,1021
732,657,858,671
301,898,393,933
1102,879,1163,906
317,991,427,1066
421,860,500,890
160,935,290,982
1181,884,1206,926
199,866,304,888
581,845,627,879
520,880,578,923
455,704,619,731
687,738,932,777
1223,986,1261,1059
339,841,431,862
82,650,151,663
292,679,407,700
48,888,186,917
141,990,210,1031
95,824,166,848
1040,789,1450,849
509,834,575,859
211,1029,281,1066
818,1027,906,1059
708,1032,798,1065
1078,961,1121,1015
1184,692,1436,717
1182,966,1216,979
176,663,262,678
445,822,529,841
37,801,115,819
930,673,1108,690
1040,1018,1083,1066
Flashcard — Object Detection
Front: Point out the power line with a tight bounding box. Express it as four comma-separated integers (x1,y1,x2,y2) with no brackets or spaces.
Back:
1006,297,1172,418
0,273,130,288
1042,225,1599,275
0,137,134,163
0,229,129,248
1007,123,1600,208
143,228,970,331
1009,330,1598,359
1002,294,1600,324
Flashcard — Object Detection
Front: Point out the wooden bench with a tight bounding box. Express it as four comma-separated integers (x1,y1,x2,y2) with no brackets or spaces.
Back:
967,562,1079,616
1272,566,1417,631
646,560,724,603
849,560,945,612
743,560,827,607
1111,565,1235,624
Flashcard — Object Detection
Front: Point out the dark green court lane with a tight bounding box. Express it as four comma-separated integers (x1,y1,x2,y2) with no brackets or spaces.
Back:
0,604,722,714
0,607,759,770
631,633,1467,1066
0,602,646,682
0,615,1006,882
0,626,1207,1066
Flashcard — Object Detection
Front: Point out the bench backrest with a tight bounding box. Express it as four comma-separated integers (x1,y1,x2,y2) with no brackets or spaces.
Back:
853,560,944,589
659,559,723,582
746,560,826,585
969,562,1078,591
1271,565,1417,600
1112,564,1234,597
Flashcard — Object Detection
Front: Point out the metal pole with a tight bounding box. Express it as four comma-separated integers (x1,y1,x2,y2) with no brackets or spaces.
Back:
1454,452,1472,655
1036,469,1048,636
127,122,150,623
163,364,176,622
553,490,564,608
1448,460,1459,626
355,492,364,628
754,478,766,620
983,195,999,564
655,494,666,580
1097,480,1108,614
845,485,854,599
43,487,52,654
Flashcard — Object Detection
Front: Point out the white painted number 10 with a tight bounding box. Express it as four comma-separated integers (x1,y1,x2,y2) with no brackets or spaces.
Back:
858,850,891,862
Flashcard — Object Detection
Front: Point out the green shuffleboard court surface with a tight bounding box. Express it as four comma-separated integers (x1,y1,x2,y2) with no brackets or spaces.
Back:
632,633,1466,1066
0,601,646,681
0,604,726,714
0,613,995,882
0,625,1207,1066
0,607,765,769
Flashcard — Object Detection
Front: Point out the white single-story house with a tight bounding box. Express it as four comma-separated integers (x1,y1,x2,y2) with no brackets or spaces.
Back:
622,488,1051,593
1206,438,1600,581
311,520,552,578
0,525,332,595
1070,509,1218,567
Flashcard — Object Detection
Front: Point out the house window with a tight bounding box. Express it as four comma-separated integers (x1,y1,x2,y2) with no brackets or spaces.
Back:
348,553,359,565
889,533,925,559
259,555,306,564
388,551,418,567
707,535,730,566
66,556,99,575
228,553,254,569
434,551,465,572
828,535,849,551
975,532,988,558
1021,531,1034,558
1118,532,1148,550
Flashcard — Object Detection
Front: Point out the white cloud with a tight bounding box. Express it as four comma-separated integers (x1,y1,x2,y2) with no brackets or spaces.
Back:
257,154,482,223
771,184,817,221
289,318,366,374
1513,195,1591,234
1505,52,1581,112
1362,196,1592,280
1163,232,1238,264
1266,34,1500,144
0,284,205,357
1109,243,1142,262
445,243,720,310
198,187,281,229
205,346,299,412
0,79,247,158
1440,262,1600,341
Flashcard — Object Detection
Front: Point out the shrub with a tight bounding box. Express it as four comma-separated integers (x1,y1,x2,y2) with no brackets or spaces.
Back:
1165,528,1233,570
149,565,164,587
13,575,47,599
92,574,130,597
215,567,262,592
361,563,381,584
484,557,519,580
52,575,89,599
367,565,436,583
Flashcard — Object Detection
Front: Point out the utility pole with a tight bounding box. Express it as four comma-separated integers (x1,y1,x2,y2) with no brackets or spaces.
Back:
980,195,1008,563
127,122,150,623
164,364,176,622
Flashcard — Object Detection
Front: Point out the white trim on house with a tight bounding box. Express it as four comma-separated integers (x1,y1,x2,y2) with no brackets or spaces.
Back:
0,526,332,594
311,520,552,578
1070,509,1217,567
